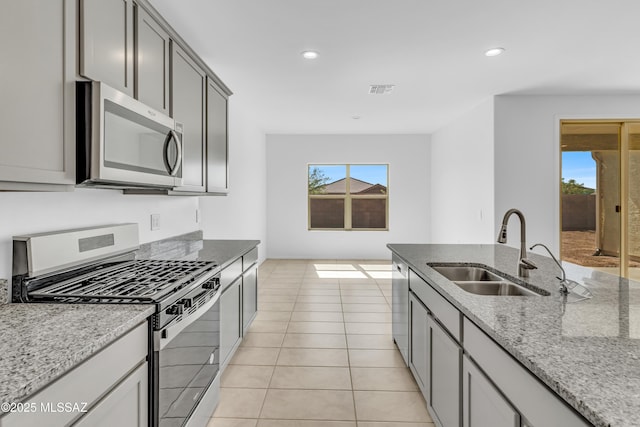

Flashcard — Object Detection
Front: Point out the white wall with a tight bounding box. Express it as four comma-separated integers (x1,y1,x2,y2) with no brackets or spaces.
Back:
266,134,430,260
199,95,268,261
494,94,640,254
0,189,199,280
430,98,495,243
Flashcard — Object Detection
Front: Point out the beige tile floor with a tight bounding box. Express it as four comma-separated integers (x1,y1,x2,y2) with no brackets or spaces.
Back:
209,259,434,427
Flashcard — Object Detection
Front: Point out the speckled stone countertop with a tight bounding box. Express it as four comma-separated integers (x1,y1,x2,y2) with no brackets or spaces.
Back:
388,244,640,427
0,279,7,304
136,230,260,270
0,303,153,405
195,240,260,268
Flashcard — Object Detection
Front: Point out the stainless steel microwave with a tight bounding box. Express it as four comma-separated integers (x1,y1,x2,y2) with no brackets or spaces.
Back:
76,81,183,189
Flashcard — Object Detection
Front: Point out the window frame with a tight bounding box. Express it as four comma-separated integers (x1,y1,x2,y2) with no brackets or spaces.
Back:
307,163,389,231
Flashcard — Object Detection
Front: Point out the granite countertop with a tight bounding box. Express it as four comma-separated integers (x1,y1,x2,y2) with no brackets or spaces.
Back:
0,303,153,405
0,279,7,304
388,244,640,427
136,230,260,270
196,240,261,268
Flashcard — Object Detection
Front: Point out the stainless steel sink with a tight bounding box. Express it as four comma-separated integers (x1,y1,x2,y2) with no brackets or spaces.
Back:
453,281,541,296
430,266,504,282
428,263,548,296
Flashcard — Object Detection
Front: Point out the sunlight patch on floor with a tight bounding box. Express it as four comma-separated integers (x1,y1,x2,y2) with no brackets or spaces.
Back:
316,270,368,279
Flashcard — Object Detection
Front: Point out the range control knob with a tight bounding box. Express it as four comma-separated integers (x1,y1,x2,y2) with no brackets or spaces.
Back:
203,277,220,290
166,303,184,315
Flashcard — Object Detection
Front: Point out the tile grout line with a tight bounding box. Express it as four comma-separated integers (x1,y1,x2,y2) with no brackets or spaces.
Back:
341,262,359,424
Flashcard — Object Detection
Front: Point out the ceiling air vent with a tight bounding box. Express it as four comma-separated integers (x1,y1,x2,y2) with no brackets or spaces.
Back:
369,84,395,95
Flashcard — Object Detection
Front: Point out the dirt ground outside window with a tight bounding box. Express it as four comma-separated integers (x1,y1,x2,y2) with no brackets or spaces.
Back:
561,230,640,268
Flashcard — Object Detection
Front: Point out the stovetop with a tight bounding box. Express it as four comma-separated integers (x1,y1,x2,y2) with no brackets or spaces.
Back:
27,260,218,303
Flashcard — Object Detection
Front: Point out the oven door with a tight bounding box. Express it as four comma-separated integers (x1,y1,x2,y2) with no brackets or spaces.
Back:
154,289,220,427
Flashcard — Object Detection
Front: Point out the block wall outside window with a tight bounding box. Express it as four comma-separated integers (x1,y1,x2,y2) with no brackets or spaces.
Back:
308,164,388,231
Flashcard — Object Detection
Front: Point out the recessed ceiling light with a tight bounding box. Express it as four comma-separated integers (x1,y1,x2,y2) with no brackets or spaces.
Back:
485,47,505,57
352,115,361,120
302,50,318,59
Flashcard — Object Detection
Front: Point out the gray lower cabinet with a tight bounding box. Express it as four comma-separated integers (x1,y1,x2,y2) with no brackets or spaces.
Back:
242,265,258,333
0,0,75,190
80,0,134,96
392,255,409,365
135,4,170,114
220,277,242,367
206,78,230,194
462,355,518,427
463,318,591,427
171,42,206,192
429,314,461,427
73,362,148,427
409,292,429,398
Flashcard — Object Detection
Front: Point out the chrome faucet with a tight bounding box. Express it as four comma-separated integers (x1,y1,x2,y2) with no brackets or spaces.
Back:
497,209,537,277
530,243,569,294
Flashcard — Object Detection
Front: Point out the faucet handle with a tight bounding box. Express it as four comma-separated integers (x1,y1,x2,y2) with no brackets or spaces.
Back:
520,258,537,270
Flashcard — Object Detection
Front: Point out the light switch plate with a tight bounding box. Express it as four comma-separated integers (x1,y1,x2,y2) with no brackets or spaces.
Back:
151,214,161,231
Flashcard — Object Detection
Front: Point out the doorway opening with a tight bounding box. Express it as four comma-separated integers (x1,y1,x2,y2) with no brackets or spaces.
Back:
560,120,640,279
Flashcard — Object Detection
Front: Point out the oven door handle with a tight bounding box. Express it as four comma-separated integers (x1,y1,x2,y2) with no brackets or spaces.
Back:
154,290,220,351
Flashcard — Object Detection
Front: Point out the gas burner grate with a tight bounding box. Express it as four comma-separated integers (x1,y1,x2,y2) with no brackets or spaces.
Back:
29,260,217,302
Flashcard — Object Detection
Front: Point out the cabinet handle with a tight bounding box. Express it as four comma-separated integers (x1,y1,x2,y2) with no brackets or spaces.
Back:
163,130,183,176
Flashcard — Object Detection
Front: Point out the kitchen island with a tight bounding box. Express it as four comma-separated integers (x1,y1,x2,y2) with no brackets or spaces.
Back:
388,243,640,427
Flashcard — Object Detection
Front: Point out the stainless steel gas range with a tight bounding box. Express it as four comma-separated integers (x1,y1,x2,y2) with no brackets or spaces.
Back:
11,224,221,427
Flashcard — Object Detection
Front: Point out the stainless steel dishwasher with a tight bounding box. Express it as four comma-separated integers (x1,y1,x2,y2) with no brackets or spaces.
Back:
392,254,409,366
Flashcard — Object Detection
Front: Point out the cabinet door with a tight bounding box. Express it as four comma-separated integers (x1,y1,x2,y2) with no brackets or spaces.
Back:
171,43,206,192
409,292,429,400
80,0,134,96
429,315,461,427
220,278,242,367
73,362,148,427
0,0,75,188
392,256,409,365
206,78,229,193
462,355,518,427
242,265,258,333
135,5,170,114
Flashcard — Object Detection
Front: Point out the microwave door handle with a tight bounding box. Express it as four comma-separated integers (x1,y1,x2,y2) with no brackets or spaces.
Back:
163,130,183,176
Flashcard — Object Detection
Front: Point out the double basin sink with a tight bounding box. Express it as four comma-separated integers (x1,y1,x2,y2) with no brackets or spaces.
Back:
428,264,549,297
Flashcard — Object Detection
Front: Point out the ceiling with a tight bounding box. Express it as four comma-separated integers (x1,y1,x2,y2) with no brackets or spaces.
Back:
150,0,640,134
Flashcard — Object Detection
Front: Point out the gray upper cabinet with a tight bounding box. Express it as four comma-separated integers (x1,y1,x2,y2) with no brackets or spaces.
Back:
80,0,134,96
171,42,206,192
0,0,75,190
206,79,230,194
135,5,170,114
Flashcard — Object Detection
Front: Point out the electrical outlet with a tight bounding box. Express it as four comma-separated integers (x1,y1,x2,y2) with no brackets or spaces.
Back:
151,214,161,231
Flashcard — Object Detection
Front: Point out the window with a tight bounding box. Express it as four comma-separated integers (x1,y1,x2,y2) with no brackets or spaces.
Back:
308,164,388,230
